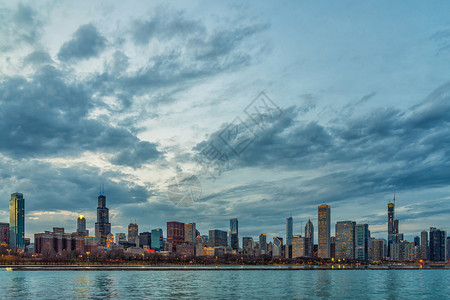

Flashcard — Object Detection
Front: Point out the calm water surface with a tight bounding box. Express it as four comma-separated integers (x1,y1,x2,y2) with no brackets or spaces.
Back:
0,269,448,299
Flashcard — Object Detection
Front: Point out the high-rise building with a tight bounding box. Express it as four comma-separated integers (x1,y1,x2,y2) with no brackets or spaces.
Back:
259,233,267,254
229,218,239,250
420,230,428,260
95,188,111,246
387,196,399,259
242,237,254,255
447,237,450,262
286,217,293,246
128,222,139,243
184,223,196,243
330,236,336,259
167,221,185,251
0,223,9,245
9,193,25,250
305,219,314,257
355,224,369,260
335,221,356,260
116,233,126,243
292,235,306,258
272,237,283,257
429,227,447,262
318,204,331,258
139,232,151,248
372,239,386,261
414,236,420,246
209,229,227,247
77,215,88,236
151,228,164,251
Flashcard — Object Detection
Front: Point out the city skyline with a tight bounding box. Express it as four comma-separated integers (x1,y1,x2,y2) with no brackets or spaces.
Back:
0,1,449,243
2,189,445,248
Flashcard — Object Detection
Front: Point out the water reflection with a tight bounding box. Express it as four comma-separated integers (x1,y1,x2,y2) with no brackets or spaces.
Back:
93,272,119,298
314,271,333,298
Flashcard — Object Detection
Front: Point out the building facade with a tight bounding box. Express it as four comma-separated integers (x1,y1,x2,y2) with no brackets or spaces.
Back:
0,223,9,246
229,218,239,250
429,227,447,262
209,229,227,247
259,233,267,254
167,221,185,251
292,235,306,258
128,222,139,243
335,221,356,260
272,237,283,257
184,223,196,243
9,193,25,250
151,228,164,251
286,217,293,246
95,189,111,246
318,204,331,258
355,224,369,260
305,219,314,258
77,215,88,236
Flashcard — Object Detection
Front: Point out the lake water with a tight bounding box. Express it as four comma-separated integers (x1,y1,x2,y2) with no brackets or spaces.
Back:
0,269,448,299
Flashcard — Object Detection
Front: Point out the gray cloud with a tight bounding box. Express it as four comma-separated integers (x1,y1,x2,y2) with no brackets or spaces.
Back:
0,64,162,168
58,24,107,62
0,4,43,52
24,50,53,65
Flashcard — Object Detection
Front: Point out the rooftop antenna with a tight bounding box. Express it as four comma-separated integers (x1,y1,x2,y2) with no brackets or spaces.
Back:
394,192,396,206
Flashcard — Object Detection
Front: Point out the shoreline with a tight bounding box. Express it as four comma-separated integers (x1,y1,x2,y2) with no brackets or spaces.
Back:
1,265,449,271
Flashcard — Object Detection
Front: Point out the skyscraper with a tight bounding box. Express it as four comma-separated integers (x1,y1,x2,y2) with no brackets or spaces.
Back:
116,233,126,243
95,187,111,246
318,204,331,258
9,193,25,250
420,230,428,260
305,219,314,257
355,224,369,260
429,227,447,262
209,229,227,247
259,233,267,254
286,217,293,246
128,222,139,243
387,195,399,258
272,237,283,257
167,221,185,251
229,218,239,250
77,215,87,236
292,235,306,258
184,223,196,243
335,221,356,260
139,232,151,248
0,223,10,246
151,228,164,251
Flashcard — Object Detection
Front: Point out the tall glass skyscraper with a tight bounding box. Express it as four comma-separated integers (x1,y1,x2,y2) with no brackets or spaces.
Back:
77,215,87,236
355,224,369,260
318,204,331,258
305,219,314,257
229,218,239,250
387,202,395,258
336,221,356,260
95,188,111,246
9,193,25,250
259,233,267,254
286,217,293,246
151,228,164,251
429,227,447,262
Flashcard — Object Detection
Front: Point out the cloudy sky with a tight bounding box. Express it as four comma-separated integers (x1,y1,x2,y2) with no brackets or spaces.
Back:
1,1,449,244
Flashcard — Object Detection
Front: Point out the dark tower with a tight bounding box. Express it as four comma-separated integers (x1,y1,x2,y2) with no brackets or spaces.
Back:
387,194,396,258
95,185,111,246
